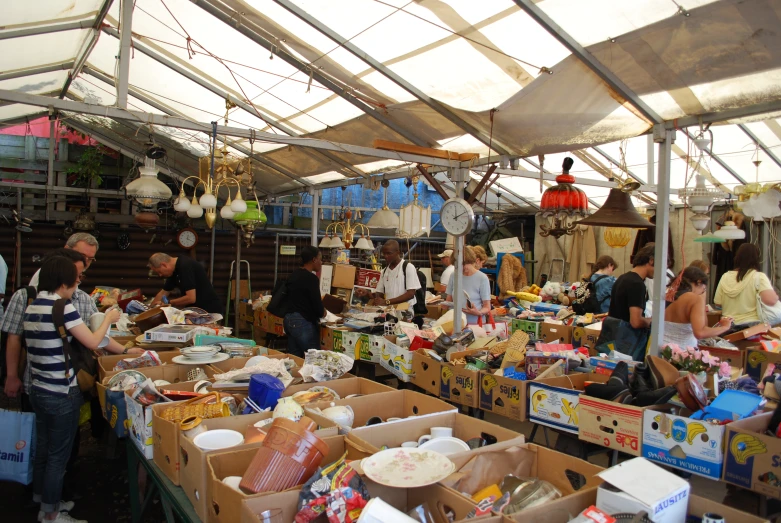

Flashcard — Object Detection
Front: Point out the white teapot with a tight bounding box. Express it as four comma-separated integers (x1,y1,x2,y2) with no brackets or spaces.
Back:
320,403,355,429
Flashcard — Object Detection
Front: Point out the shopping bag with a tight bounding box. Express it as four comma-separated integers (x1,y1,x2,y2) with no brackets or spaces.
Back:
468,312,509,341
105,388,129,438
0,408,35,485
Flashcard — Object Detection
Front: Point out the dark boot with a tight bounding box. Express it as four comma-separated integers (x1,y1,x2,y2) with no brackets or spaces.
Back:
608,361,629,387
630,386,677,407
629,362,652,395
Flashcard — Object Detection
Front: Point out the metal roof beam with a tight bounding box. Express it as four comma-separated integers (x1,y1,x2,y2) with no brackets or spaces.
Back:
58,0,114,99
669,101,781,129
192,0,433,149
272,0,511,156
0,61,76,82
512,0,663,125
681,129,746,185
0,90,460,167
739,124,781,170
101,25,368,180
82,66,311,189
591,146,647,186
0,19,94,40
116,0,133,108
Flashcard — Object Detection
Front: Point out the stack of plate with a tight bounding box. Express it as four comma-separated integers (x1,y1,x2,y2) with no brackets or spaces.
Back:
173,345,229,365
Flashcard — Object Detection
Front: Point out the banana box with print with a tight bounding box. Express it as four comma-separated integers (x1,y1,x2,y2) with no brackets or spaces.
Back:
511,318,541,339
746,348,781,381
479,370,528,421
723,411,781,498
440,363,479,408
340,331,383,363
378,336,414,382
641,405,728,480
528,373,608,434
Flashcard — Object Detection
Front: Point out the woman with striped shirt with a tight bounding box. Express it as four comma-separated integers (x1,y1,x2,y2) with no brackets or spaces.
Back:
24,256,120,523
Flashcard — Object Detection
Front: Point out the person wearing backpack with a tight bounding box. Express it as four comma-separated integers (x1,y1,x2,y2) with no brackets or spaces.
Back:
279,246,326,358
359,240,422,312
588,256,618,314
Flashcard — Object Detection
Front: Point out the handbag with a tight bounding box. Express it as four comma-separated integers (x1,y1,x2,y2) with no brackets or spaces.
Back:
467,312,509,341
105,388,130,438
52,299,98,393
0,408,35,485
755,273,781,326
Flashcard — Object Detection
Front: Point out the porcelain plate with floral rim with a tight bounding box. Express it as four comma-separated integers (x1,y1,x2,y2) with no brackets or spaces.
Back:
361,447,455,488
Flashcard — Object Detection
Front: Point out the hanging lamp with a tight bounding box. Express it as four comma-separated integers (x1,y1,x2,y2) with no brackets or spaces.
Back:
678,175,725,233
714,220,746,241
399,177,431,237
575,183,651,229
604,227,632,248
367,179,399,230
537,157,589,238
694,233,724,243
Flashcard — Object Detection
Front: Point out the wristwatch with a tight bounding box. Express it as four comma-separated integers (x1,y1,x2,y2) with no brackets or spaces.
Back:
123,348,129,354
385,299,391,305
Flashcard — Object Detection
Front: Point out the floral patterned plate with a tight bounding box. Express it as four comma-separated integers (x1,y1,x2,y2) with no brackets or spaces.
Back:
361,447,455,488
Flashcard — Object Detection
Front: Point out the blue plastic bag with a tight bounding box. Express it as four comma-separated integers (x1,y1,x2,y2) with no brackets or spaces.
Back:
0,408,35,485
105,389,129,438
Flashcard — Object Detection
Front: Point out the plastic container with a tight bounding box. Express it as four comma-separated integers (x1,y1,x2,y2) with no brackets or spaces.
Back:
410,336,434,351
193,334,256,347
691,389,763,422
248,374,285,410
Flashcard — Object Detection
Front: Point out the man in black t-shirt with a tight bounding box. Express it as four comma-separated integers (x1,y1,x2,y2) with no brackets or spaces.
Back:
598,243,656,360
148,253,222,313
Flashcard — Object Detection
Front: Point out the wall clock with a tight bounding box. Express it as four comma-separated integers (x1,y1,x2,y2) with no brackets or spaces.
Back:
440,198,475,236
117,232,131,251
176,228,199,250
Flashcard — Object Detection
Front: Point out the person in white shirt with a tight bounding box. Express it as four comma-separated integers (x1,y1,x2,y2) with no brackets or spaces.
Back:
29,233,98,287
438,249,454,291
356,240,421,309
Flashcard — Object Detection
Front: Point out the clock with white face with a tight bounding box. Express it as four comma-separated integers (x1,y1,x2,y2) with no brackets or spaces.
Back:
177,228,199,250
440,198,475,236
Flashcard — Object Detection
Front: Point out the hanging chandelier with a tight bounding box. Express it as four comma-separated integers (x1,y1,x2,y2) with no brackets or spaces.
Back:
367,179,399,230
320,207,374,250
678,175,725,233
233,191,267,247
537,157,588,238
124,146,173,210
734,151,781,222
399,176,431,238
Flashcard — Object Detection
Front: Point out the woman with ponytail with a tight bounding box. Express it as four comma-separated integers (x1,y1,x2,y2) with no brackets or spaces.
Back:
662,266,732,347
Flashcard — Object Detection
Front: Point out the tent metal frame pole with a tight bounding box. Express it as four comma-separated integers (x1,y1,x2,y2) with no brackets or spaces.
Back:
671,102,781,129
0,19,94,40
681,129,746,185
0,62,75,82
647,135,655,186
273,0,512,156
739,124,781,170
512,0,663,125
191,0,432,149
101,26,368,180
452,167,468,333
116,0,134,109
58,0,114,99
310,188,319,246
649,126,675,355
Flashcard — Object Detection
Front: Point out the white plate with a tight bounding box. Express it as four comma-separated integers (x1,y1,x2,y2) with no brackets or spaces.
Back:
418,437,470,456
193,429,244,451
172,353,230,365
361,448,455,488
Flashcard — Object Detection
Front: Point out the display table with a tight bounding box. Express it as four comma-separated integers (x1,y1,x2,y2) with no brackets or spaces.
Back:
127,439,200,523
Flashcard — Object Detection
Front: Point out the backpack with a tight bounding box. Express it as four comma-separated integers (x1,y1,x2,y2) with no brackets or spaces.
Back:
398,261,428,316
572,275,610,315
52,299,98,393
266,278,289,318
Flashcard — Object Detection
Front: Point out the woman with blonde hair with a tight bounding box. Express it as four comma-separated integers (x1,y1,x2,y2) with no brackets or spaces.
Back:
473,245,488,269
714,244,779,326
446,246,492,324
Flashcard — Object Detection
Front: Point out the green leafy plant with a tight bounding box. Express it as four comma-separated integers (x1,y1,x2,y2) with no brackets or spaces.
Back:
66,146,104,188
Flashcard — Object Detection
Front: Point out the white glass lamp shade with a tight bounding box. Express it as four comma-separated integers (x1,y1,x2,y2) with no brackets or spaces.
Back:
399,201,431,237
680,175,723,214
230,193,247,213
187,195,204,218
173,192,191,212
367,208,399,229
714,220,746,240
125,158,172,207
220,205,235,219
332,237,346,249
354,236,374,250
689,213,711,233
199,191,217,209
319,235,331,248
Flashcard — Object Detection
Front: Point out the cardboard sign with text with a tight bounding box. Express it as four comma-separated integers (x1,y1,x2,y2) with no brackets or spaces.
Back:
479,371,528,422
356,268,381,288
411,350,442,395
578,396,646,456
528,373,608,434
723,412,781,499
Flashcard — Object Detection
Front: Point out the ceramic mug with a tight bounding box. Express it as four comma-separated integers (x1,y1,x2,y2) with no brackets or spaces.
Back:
400,441,418,448
88,312,106,332
387,417,402,422
430,427,453,439
359,497,418,523
702,514,725,523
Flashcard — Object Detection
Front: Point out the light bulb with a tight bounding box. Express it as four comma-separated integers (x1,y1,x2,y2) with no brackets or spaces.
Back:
199,191,217,209
187,200,204,218
231,193,247,213
174,193,191,212
220,206,235,219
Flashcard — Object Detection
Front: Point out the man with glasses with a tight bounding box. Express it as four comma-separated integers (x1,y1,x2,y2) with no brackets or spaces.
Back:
29,233,99,287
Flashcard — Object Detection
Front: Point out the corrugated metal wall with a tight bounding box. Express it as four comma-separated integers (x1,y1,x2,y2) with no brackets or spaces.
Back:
0,224,446,306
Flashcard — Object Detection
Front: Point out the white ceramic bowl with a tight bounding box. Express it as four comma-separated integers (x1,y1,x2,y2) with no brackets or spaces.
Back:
193,429,244,451
221,476,243,491
418,436,470,456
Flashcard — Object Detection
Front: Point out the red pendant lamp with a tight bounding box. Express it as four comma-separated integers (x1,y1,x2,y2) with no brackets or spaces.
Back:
538,157,589,238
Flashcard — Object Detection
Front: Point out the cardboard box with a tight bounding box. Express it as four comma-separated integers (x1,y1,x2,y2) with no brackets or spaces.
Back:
283,376,394,399
440,362,480,408
747,349,781,380
528,373,609,434
724,323,769,342
331,263,357,289
511,318,542,339
572,324,601,352
642,405,728,479
441,443,603,516
412,350,442,395
320,326,352,353
207,354,305,374
425,304,447,320
98,350,180,380
596,458,690,523
346,411,523,458
179,413,336,521
579,396,646,456
125,391,155,459
378,337,415,382
587,357,638,377
514,488,769,523
723,412,781,499
144,324,203,343
707,311,722,326
540,323,573,344
337,331,387,363
241,480,477,523
479,371,528,422
305,389,456,430
207,435,349,523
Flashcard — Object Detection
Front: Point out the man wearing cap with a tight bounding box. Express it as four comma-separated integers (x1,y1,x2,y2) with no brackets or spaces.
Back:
438,249,454,291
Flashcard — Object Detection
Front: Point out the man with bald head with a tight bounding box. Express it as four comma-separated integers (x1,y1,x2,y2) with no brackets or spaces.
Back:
361,240,421,309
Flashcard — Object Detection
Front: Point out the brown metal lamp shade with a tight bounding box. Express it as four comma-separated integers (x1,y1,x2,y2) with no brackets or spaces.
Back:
575,188,653,229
